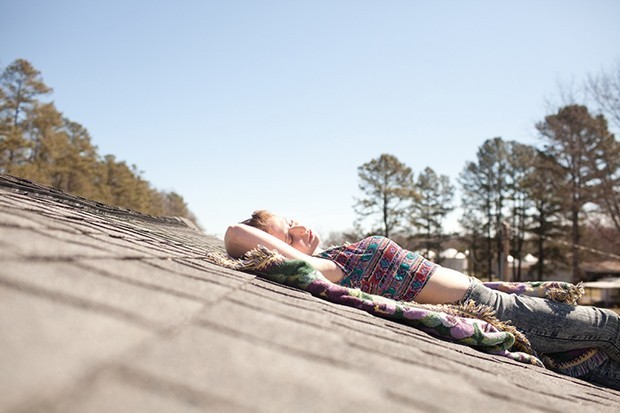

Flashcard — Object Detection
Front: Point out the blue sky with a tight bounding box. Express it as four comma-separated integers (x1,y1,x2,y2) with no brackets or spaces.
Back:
2,1,619,239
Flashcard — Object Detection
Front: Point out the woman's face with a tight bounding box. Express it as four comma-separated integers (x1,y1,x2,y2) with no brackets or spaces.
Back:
266,214,321,255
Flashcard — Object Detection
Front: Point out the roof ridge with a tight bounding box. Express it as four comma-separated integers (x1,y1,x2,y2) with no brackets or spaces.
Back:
0,173,195,230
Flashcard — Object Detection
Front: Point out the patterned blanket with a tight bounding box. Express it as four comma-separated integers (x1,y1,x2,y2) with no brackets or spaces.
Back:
206,246,607,378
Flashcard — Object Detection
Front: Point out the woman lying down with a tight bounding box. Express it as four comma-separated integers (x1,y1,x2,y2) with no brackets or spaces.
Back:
224,210,620,390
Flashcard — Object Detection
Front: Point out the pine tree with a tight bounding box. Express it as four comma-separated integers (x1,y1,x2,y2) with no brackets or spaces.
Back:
21,102,64,183
0,59,51,127
0,59,51,173
354,154,415,238
61,119,101,198
506,142,537,281
459,137,511,279
523,151,567,280
410,167,454,259
0,123,30,174
537,104,615,280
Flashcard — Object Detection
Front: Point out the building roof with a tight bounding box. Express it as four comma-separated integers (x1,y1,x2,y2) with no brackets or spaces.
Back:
583,260,620,274
1,173,619,412
582,278,620,290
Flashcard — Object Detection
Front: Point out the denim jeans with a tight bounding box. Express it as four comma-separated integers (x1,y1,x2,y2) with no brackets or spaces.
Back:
461,278,620,389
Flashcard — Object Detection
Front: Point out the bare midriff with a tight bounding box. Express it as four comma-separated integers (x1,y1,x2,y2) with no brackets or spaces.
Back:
414,266,471,304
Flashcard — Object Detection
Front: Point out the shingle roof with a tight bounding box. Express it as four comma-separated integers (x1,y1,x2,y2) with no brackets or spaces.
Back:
1,173,619,413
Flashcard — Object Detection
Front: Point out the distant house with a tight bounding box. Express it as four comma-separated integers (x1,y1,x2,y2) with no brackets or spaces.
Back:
438,248,468,273
582,260,620,281
579,260,620,308
580,277,620,308
502,254,540,281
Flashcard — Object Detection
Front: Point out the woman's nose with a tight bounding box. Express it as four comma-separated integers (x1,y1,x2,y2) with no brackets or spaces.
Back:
290,225,307,237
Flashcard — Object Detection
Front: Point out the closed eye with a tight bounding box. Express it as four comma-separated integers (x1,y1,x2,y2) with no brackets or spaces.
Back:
285,219,293,244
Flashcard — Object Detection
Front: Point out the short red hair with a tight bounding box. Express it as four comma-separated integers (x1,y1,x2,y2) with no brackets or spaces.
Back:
241,210,273,232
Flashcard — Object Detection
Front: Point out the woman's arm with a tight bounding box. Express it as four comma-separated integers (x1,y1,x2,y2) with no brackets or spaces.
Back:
224,224,344,282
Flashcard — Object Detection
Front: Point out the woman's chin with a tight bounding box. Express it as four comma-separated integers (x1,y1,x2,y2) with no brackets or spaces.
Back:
310,241,321,255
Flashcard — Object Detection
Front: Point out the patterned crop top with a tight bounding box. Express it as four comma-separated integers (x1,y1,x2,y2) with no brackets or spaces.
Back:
315,236,437,301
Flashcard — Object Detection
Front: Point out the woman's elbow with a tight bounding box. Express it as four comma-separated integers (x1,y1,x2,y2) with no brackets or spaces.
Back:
224,225,240,255
224,224,249,258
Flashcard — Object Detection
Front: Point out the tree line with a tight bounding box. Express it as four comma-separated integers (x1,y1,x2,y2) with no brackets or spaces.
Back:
0,59,198,225
352,62,620,283
2,58,618,281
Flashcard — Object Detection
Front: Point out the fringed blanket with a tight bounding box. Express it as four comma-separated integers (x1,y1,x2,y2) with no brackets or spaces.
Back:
483,281,584,304
206,246,606,377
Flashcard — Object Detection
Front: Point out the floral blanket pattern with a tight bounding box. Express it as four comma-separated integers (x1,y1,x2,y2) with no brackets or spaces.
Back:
206,246,606,377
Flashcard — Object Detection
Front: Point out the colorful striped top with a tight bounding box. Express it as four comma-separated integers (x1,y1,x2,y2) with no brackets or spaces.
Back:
315,236,437,302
